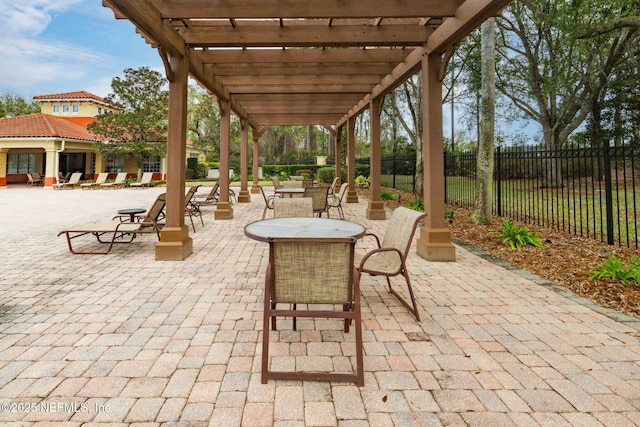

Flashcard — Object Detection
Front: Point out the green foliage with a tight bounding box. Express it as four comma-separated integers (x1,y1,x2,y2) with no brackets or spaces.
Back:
355,175,370,189
498,220,544,250
316,166,346,183
0,93,40,118
405,196,424,212
381,190,396,201
187,85,220,162
589,255,640,286
89,67,169,172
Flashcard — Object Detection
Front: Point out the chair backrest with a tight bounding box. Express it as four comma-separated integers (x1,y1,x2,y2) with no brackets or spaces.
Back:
304,186,329,212
328,176,340,195
274,197,313,218
68,172,82,184
282,180,302,188
336,183,349,201
381,207,427,259
184,186,200,207
141,193,166,223
271,176,282,189
141,172,153,183
269,237,356,305
95,173,109,184
114,172,128,183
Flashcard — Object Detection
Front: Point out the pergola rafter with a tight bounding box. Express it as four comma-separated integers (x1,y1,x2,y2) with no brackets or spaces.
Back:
101,0,512,261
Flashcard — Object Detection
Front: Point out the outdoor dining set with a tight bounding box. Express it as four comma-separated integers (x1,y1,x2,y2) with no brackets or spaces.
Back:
56,176,425,387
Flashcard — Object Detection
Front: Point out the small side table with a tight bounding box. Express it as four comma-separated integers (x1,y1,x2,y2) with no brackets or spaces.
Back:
117,208,146,222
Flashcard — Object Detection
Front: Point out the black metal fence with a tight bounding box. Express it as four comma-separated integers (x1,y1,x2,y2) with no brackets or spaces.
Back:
445,144,640,249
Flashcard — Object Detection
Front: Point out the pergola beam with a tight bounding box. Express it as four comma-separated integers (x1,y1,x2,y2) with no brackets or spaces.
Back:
179,25,435,48
154,0,464,19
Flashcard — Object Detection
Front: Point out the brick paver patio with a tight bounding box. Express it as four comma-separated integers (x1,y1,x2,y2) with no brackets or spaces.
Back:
0,184,639,426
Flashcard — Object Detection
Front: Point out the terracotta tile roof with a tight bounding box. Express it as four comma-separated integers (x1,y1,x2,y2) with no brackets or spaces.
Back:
0,114,99,141
33,91,106,103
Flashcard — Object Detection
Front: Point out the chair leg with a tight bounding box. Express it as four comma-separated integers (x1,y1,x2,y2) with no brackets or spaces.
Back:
386,271,421,321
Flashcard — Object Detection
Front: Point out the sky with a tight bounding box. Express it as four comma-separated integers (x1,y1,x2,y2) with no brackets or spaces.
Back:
0,1,164,99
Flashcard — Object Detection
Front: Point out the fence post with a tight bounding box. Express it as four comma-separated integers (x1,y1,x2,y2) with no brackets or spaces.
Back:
496,146,502,217
603,139,614,245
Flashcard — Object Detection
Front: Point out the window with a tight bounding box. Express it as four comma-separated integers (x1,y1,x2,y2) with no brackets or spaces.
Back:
98,107,102,115
104,154,125,173
143,155,161,173
72,104,79,113
52,104,60,113
7,153,37,174
62,104,69,113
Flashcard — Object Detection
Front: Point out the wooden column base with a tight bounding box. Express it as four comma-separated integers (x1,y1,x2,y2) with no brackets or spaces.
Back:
215,202,234,220
155,226,193,260
250,186,260,194
366,200,386,220
238,190,251,203
346,190,359,203
416,227,456,262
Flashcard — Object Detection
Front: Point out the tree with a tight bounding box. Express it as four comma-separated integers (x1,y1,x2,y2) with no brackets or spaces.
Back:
88,67,169,177
0,93,39,118
472,18,496,225
496,0,639,186
187,85,220,162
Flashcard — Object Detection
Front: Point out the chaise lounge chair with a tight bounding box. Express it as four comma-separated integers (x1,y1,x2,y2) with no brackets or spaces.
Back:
129,172,154,189
52,172,82,190
57,193,166,254
101,172,128,189
80,173,109,190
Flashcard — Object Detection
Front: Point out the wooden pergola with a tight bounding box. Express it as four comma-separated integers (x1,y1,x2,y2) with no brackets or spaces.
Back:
103,0,511,261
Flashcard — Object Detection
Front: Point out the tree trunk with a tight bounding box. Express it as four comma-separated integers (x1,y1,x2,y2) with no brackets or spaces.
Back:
472,18,496,225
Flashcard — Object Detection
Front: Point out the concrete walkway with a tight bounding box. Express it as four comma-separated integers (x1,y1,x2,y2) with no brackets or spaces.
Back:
0,184,639,426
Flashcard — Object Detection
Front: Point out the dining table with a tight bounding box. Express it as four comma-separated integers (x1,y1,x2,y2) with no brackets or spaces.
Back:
244,217,365,242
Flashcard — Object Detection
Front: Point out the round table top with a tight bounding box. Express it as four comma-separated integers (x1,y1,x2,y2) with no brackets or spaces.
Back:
275,188,306,194
244,217,365,242
118,208,147,215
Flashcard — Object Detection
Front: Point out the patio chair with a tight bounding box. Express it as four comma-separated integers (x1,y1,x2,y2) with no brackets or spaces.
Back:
101,172,128,189
304,186,330,217
129,172,154,189
57,193,166,255
185,185,204,232
52,172,82,190
271,176,283,190
80,172,109,190
355,207,426,321
327,176,340,196
193,182,219,207
58,172,71,183
258,185,275,219
26,173,43,186
273,197,313,218
327,183,349,220
261,237,363,386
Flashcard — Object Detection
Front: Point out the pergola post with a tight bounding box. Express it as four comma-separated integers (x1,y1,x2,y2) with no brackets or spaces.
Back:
346,116,358,203
156,52,193,261
251,129,260,194
416,52,456,262
215,98,234,220
238,119,250,202
366,96,385,220
334,125,342,186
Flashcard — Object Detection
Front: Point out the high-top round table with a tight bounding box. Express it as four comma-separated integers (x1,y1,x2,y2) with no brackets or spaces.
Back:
244,217,365,242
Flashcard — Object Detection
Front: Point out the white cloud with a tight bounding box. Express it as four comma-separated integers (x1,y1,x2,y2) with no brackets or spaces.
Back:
0,0,110,95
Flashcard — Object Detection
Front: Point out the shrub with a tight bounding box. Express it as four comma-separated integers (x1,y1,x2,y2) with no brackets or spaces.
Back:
498,220,544,250
405,196,424,212
355,175,370,189
381,190,395,201
589,255,640,286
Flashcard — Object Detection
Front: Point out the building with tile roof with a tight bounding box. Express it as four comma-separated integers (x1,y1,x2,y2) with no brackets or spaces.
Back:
0,91,172,187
